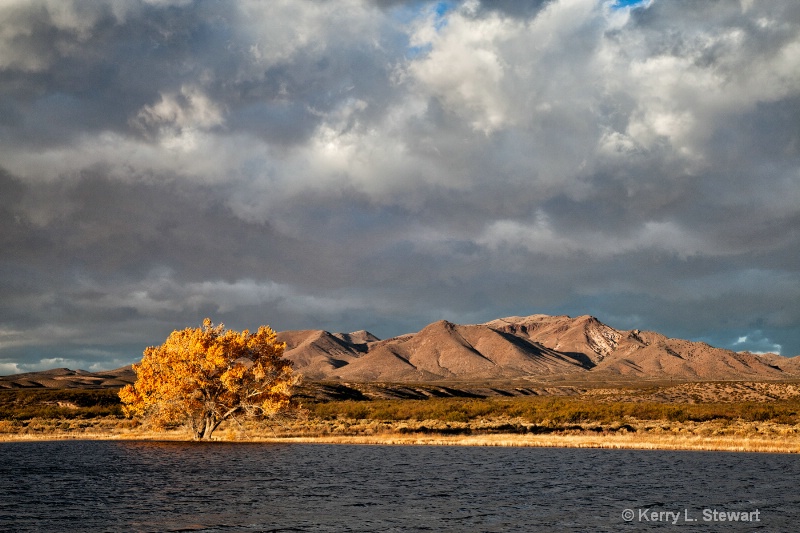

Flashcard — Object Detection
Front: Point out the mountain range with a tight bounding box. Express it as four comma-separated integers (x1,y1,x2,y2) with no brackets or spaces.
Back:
277,314,800,382
2,314,799,389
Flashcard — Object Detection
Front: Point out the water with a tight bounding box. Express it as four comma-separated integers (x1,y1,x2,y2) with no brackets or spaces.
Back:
0,441,798,532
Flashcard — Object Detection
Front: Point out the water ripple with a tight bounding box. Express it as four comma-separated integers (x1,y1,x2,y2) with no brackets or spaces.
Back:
0,442,798,531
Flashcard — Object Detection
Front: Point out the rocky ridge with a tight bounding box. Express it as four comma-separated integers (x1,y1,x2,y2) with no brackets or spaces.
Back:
277,314,796,383
2,314,797,388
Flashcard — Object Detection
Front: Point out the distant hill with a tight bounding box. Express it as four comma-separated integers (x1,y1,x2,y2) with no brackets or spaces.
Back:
2,314,798,388
278,314,797,382
0,366,135,389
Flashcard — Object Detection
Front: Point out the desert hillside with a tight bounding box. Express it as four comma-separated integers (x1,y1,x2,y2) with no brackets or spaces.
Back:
278,314,797,383
2,314,798,388
0,367,136,389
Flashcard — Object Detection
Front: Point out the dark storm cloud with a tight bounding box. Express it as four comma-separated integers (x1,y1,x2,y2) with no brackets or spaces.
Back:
0,0,404,152
1,0,799,373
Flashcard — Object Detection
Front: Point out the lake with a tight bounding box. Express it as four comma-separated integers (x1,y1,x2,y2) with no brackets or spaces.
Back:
1,441,798,531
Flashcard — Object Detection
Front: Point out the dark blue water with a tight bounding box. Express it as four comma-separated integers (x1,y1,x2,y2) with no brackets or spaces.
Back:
0,441,797,532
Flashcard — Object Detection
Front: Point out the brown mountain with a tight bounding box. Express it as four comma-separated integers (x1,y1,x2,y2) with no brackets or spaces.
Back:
483,315,788,380
0,366,136,389
327,320,590,382
2,314,796,388
276,329,377,380
283,314,794,382
749,352,800,375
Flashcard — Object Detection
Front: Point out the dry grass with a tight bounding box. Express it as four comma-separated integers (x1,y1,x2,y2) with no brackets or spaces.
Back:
0,388,123,419
306,394,800,425
2,381,800,453
209,416,800,453
254,433,800,454
3,415,799,453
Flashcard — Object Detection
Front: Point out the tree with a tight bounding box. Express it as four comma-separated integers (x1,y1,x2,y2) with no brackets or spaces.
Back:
119,318,297,440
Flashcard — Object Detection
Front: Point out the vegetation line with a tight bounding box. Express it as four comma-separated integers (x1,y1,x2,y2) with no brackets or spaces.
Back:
3,382,800,453
1,429,798,454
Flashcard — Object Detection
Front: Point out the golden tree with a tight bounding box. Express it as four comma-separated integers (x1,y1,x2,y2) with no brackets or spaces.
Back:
119,318,297,440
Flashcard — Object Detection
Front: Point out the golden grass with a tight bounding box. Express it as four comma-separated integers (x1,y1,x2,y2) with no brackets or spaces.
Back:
253,434,800,454
2,416,799,453
3,381,800,453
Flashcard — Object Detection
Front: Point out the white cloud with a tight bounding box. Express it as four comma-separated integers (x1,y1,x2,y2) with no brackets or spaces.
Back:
0,0,139,71
476,213,721,259
731,333,782,355
132,85,225,140
234,0,383,79
409,8,517,133
0,362,24,375
608,7,800,161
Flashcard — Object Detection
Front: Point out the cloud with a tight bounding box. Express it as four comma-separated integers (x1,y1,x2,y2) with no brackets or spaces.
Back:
408,5,518,133
476,212,720,259
733,333,782,355
1,0,800,372
132,85,225,139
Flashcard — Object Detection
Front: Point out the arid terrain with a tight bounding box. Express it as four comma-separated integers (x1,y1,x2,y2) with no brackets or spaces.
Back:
0,366,136,390
277,314,799,382
3,314,798,390
2,314,800,452
2,376,800,451
3,381,800,453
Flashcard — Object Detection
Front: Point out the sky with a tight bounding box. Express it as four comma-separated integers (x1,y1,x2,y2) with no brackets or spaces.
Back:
1,0,799,374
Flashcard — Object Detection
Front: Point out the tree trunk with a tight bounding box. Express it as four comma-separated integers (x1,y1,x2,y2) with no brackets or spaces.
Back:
200,416,217,440
197,406,237,440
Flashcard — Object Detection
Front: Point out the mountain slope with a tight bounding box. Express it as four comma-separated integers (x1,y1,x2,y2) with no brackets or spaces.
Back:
3,314,796,387
0,367,136,389
333,320,590,382
277,329,372,380
484,315,786,380
292,314,792,382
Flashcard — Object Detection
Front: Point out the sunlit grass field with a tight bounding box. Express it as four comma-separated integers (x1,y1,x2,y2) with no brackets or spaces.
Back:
2,384,800,452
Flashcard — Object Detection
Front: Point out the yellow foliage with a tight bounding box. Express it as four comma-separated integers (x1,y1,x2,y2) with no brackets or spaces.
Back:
119,319,297,440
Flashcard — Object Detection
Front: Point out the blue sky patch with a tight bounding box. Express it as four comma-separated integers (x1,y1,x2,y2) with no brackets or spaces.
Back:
400,1,456,59
433,1,455,31
612,0,648,9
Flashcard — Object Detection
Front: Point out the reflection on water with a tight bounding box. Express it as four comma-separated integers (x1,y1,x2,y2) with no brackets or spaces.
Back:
1,441,798,532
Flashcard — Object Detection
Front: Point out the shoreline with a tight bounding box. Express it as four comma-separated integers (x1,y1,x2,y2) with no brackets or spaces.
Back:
2,430,799,454
242,433,800,453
